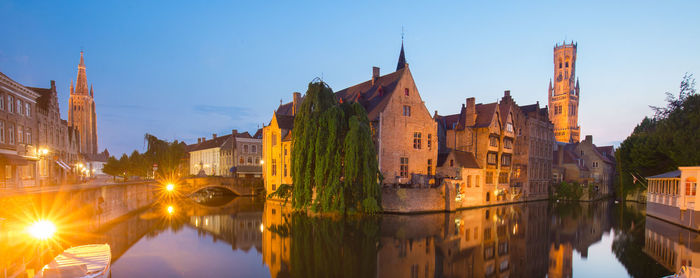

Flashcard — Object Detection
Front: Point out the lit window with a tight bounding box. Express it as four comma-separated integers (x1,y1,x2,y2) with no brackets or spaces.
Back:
501,154,511,166
487,152,497,165
489,136,499,148
486,172,494,184
271,159,277,176
427,159,432,175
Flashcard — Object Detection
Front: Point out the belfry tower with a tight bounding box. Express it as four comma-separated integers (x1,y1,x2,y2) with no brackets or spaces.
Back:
548,41,580,143
68,51,98,155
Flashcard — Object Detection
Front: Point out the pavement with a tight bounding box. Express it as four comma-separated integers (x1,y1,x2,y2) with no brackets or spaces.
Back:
0,178,155,198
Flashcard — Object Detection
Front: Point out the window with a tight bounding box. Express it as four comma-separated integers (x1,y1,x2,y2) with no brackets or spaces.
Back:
489,136,499,147
403,105,411,117
467,175,472,187
255,158,260,164
239,157,244,164
565,61,569,68
244,145,248,153
413,132,421,149
504,138,513,149
475,175,480,187
486,172,494,184
0,95,4,110
25,129,31,145
284,162,287,177
8,96,13,113
271,159,277,176
248,157,252,164
450,159,454,167
506,122,514,133
501,154,511,166
16,99,21,115
592,161,599,168
404,88,409,96
272,184,276,191
427,134,432,149
0,121,3,143
487,152,498,165
400,157,409,178
17,127,22,144
427,159,432,175
8,125,13,144
686,177,697,196
25,103,30,117
251,145,256,153
498,172,508,184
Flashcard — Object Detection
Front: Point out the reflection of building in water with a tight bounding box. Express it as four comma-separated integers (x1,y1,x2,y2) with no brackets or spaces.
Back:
548,243,573,278
189,211,262,252
644,216,700,273
261,202,291,278
378,214,438,278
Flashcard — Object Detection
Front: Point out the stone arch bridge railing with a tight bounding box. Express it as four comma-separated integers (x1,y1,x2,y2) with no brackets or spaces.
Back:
180,177,263,196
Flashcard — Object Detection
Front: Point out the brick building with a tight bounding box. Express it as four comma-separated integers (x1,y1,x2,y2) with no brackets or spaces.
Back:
513,102,554,201
552,135,615,197
263,43,438,194
548,41,581,143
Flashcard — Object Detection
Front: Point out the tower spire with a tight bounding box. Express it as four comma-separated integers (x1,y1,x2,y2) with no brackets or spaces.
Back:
75,51,88,95
396,41,406,71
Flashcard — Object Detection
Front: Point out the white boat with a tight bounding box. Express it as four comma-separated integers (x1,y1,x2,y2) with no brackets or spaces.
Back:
39,244,111,278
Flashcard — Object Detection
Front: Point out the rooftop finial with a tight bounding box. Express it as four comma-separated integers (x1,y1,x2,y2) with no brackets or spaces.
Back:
79,51,85,66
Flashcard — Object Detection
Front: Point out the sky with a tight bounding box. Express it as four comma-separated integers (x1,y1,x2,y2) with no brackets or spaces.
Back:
1,0,698,156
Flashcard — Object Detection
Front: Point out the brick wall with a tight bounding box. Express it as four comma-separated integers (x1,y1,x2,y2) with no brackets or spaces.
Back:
382,186,446,213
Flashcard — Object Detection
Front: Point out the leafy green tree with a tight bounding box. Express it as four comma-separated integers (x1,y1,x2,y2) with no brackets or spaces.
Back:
617,73,699,199
102,156,123,181
288,81,381,214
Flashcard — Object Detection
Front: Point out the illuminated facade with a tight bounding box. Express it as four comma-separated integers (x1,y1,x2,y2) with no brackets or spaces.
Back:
548,42,580,143
68,51,98,155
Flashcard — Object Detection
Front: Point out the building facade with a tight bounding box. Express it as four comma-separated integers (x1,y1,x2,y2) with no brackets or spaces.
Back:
263,43,438,195
68,51,98,155
548,41,580,143
514,102,554,201
552,135,615,198
0,73,41,187
189,130,263,177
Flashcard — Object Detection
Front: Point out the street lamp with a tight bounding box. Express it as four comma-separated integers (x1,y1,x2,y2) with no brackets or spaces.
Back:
27,220,56,240
166,183,175,192
259,160,264,165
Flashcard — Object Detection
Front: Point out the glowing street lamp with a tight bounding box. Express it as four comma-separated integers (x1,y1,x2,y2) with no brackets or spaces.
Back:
259,160,264,165
167,205,174,215
27,220,56,240
166,183,175,192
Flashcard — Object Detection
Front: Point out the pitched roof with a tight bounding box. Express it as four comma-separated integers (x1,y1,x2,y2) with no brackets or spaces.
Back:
253,128,263,139
335,68,406,121
596,146,615,161
276,114,295,130
438,149,480,169
188,134,232,152
27,86,54,110
474,103,498,128
519,104,539,114
647,170,681,179
435,113,461,131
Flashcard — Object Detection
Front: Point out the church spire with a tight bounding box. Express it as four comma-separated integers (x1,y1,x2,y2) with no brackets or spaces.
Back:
75,51,89,95
396,41,406,71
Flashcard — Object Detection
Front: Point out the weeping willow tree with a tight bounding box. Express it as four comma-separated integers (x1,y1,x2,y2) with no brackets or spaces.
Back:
289,80,381,214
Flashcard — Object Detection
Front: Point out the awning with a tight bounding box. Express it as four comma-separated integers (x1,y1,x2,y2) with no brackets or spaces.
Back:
0,153,30,165
55,160,71,171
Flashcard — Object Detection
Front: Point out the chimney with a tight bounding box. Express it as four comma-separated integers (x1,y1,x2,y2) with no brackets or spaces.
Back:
292,92,301,115
232,129,238,135
466,97,476,126
504,90,510,97
584,135,593,144
372,67,380,85
212,134,217,139
197,138,202,144
50,80,56,91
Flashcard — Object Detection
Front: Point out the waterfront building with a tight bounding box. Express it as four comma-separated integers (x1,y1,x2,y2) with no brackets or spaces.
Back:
0,72,41,187
262,107,295,196
646,166,700,230
68,51,99,155
552,135,615,197
513,102,554,201
263,43,438,194
548,41,581,143
436,91,517,206
28,81,81,184
188,129,262,177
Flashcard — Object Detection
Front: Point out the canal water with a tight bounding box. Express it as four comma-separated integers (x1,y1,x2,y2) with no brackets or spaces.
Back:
2,194,691,277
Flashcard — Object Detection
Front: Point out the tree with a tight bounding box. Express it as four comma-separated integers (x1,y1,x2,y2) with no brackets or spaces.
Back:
102,156,122,181
288,80,382,214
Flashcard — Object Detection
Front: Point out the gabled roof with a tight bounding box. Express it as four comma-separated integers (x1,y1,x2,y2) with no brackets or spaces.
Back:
554,144,589,171
438,149,480,169
188,134,232,152
335,68,406,121
276,114,295,130
435,113,461,131
27,86,54,111
596,146,615,161
474,103,498,128
520,104,539,113
253,128,263,139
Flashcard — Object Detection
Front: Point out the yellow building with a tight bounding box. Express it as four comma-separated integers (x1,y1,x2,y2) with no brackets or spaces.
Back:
262,103,296,197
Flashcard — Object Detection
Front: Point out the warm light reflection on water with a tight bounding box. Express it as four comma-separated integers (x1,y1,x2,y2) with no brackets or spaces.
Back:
0,193,684,278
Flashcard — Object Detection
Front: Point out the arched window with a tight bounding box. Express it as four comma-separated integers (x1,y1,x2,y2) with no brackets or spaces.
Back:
565,61,569,68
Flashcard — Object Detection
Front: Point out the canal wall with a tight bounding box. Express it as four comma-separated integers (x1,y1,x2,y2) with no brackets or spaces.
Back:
647,202,700,231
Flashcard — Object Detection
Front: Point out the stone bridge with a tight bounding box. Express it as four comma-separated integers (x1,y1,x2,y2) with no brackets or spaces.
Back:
180,177,263,196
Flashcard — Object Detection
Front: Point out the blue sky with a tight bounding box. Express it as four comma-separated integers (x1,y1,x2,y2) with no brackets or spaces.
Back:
1,0,698,156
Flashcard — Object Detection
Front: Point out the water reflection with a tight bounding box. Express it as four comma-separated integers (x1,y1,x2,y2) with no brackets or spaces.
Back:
4,192,691,277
